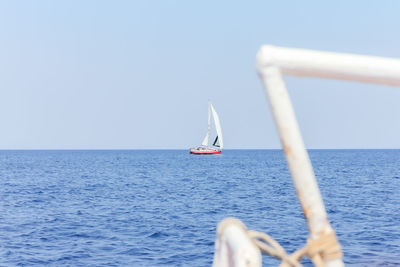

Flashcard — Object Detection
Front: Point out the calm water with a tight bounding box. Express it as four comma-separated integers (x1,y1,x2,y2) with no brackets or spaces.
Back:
0,150,399,266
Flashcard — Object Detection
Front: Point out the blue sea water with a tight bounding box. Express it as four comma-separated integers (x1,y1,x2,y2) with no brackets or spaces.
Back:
0,149,399,266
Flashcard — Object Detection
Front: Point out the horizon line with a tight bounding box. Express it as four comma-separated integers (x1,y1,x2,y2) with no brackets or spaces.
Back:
1,148,400,151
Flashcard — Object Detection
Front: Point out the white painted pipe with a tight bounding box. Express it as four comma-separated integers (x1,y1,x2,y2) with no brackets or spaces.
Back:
257,65,330,236
255,45,397,267
213,218,262,267
257,45,400,86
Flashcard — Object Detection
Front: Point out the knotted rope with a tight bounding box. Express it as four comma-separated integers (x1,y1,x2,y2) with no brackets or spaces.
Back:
248,229,343,267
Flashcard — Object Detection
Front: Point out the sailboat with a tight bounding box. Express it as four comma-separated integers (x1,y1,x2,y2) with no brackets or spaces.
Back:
190,102,224,154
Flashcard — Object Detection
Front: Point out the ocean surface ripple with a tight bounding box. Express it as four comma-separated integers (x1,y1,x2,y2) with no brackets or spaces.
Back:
0,150,399,266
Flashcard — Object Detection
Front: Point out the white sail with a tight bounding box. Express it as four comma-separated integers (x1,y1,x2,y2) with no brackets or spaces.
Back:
201,103,211,146
201,132,209,146
210,103,223,149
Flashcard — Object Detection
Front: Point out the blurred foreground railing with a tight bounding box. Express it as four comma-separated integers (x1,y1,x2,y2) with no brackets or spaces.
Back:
213,45,400,267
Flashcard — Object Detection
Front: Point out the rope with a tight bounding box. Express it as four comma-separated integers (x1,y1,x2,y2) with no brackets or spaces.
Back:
248,230,343,267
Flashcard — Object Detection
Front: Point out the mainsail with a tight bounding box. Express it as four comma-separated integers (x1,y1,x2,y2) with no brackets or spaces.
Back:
210,103,223,149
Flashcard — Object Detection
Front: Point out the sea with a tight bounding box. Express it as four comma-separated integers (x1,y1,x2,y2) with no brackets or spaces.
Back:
0,149,399,266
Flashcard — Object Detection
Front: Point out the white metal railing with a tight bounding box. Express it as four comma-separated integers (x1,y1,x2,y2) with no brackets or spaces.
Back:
213,45,400,267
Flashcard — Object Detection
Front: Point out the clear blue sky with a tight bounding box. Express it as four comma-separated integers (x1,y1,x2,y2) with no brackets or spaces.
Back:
1,1,400,149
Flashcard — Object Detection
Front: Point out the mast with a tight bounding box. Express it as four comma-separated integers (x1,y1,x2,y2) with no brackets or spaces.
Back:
201,102,211,147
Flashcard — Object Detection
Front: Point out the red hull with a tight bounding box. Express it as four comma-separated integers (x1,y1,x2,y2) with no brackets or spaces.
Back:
190,148,221,154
